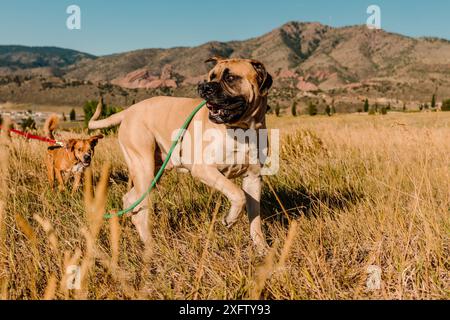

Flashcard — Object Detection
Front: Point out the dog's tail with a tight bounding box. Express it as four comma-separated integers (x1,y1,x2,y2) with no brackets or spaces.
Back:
44,114,59,140
88,97,126,130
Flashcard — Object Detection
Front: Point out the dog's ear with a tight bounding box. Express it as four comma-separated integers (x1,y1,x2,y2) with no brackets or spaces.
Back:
89,134,104,148
205,56,224,65
66,139,77,152
250,60,273,96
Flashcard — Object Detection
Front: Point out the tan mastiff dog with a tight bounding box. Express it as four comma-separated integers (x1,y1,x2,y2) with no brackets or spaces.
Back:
89,57,273,253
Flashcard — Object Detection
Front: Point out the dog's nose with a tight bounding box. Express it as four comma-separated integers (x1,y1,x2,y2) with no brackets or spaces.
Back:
198,82,220,98
83,154,91,161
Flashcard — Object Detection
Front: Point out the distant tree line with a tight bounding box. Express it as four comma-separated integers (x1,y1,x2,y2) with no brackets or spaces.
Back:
269,94,450,118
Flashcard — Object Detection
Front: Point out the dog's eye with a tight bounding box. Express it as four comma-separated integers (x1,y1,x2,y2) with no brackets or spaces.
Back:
225,75,236,82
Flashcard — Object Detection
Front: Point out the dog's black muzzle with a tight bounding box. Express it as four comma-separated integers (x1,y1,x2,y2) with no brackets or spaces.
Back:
198,81,221,100
198,81,247,125
81,153,92,167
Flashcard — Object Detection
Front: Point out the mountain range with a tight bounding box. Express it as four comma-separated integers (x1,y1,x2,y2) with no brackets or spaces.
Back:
1,21,450,109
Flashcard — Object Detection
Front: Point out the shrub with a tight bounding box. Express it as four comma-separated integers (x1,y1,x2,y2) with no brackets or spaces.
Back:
442,99,450,111
308,102,318,116
84,99,123,133
325,105,332,116
20,117,36,131
381,106,388,115
368,107,376,115
83,101,96,126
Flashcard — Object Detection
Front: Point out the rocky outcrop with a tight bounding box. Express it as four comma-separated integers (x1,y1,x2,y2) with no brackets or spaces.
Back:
297,77,319,91
111,64,178,89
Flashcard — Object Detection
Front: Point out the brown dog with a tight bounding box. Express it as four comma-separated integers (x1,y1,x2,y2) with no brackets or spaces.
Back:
45,114,103,193
88,57,273,254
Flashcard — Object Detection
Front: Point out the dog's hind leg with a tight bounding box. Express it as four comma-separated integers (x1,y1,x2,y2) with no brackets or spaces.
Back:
122,186,157,216
119,136,156,244
120,144,137,210
55,170,65,191
131,163,155,243
122,187,137,209
46,155,55,189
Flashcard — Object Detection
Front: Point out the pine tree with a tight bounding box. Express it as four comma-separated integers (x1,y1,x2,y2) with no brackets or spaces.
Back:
325,105,331,116
364,99,369,113
331,99,336,115
275,105,281,117
291,102,297,117
431,94,436,109
69,109,76,121
331,103,336,115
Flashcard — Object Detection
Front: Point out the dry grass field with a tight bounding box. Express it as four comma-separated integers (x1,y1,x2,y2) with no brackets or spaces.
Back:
0,111,449,300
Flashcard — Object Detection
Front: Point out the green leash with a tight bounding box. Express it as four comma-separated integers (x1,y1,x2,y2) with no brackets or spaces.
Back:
104,100,207,219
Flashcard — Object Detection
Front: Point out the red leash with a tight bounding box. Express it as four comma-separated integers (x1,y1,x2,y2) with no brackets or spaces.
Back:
0,125,57,145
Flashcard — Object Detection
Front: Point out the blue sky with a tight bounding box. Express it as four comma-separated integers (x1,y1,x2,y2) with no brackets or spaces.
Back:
0,0,449,56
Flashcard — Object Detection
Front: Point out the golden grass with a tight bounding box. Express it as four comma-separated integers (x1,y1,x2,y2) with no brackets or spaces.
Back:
0,112,449,300
0,117,11,300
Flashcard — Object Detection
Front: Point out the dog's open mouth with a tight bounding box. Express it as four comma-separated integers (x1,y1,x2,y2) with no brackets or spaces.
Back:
206,100,246,124
81,160,91,167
